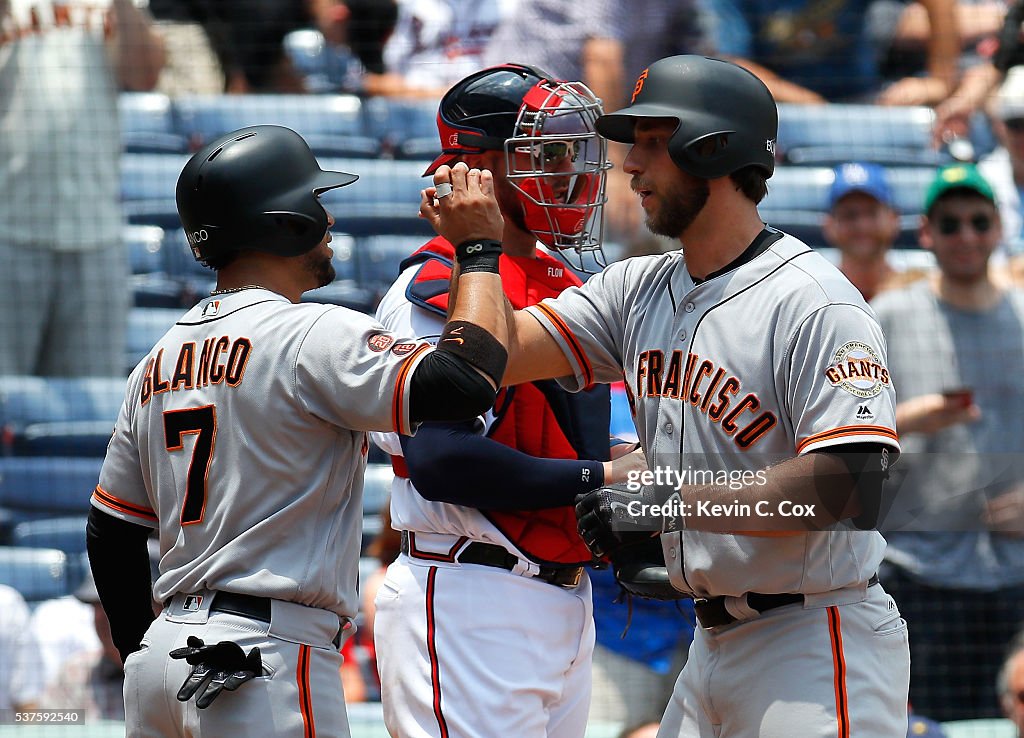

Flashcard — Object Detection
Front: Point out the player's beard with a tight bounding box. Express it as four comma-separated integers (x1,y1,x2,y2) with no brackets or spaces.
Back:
645,177,710,238
303,248,336,289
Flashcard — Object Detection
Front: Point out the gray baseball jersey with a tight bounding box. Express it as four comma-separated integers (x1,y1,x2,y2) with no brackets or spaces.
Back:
93,289,430,619
526,230,900,598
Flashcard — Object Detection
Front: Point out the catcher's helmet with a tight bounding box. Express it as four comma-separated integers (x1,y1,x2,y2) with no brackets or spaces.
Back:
176,125,358,266
597,56,778,180
426,63,610,272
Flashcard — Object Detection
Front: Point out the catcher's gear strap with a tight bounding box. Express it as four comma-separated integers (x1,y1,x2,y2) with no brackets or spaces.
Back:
86,507,156,664
398,420,603,509
812,442,891,530
409,347,498,424
437,320,508,386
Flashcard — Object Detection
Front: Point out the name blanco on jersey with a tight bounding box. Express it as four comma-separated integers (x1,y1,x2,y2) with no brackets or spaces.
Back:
140,336,252,407
636,349,777,449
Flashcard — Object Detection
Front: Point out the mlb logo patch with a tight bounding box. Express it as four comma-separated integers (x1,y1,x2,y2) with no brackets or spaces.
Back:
202,301,221,317
182,594,204,612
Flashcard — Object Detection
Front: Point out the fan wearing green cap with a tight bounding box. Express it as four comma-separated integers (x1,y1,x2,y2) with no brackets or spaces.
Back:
871,162,1024,721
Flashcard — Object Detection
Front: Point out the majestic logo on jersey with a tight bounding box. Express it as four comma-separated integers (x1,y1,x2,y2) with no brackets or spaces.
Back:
367,333,394,352
391,342,417,356
824,342,890,399
635,349,777,450
856,404,874,420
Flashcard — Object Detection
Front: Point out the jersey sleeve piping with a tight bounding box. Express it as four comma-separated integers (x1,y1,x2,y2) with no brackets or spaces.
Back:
392,343,432,435
796,426,900,455
92,484,158,524
530,302,594,386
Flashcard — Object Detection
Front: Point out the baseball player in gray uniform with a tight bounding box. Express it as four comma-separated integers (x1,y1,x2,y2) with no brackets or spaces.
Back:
430,56,911,737
86,125,511,738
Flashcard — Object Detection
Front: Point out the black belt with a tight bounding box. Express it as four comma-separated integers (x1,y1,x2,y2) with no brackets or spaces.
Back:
400,532,583,589
693,574,880,629
211,592,271,622
209,592,343,649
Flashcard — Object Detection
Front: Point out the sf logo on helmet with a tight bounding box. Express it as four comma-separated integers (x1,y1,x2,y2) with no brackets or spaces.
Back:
631,69,649,104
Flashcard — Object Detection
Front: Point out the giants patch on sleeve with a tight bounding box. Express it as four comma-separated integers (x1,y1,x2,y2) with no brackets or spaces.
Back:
824,342,891,398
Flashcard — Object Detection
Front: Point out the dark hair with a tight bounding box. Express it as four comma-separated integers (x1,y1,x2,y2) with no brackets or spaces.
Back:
202,250,240,271
927,188,998,217
730,165,769,204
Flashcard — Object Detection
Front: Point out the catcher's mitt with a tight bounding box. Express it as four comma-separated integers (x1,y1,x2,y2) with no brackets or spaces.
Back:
611,536,686,601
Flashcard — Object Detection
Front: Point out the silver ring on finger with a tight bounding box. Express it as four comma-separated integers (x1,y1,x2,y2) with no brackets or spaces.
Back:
434,182,454,199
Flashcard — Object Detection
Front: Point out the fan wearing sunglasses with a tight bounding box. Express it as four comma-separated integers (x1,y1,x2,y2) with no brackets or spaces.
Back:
871,163,1024,721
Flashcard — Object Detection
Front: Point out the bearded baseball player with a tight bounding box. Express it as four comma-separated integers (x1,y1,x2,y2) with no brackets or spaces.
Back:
371,63,646,738
430,56,911,737
86,125,513,738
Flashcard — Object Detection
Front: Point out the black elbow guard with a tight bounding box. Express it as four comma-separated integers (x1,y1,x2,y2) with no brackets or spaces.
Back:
409,349,497,423
824,444,893,530
436,320,507,386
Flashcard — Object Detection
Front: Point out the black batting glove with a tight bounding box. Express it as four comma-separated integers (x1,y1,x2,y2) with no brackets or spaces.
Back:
575,483,667,558
169,636,263,709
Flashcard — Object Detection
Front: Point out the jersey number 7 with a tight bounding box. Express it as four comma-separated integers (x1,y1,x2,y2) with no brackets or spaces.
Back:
164,405,218,525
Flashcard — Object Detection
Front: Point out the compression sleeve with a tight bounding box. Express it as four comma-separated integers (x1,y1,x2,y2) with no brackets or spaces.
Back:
400,420,604,509
86,507,156,663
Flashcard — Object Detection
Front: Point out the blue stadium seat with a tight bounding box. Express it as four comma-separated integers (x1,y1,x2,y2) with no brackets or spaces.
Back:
0,457,103,516
315,158,435,237
0,546,76,602
123,199,182,230
126,307,189,373
360,97,439,154
318,157,430,207
0,377,125,457
121,153,190,201
776,104,947,167
124,224,165,275
352,234,420,291
174,94,380,157
11,516,88,557
119,92,188,154
132,274,197,310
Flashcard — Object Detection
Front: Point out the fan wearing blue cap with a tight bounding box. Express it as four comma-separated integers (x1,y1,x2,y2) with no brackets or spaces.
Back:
823,162,907,301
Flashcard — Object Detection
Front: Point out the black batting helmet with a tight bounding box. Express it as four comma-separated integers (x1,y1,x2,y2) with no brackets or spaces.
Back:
597,56,778,180
176,125,358,266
